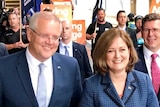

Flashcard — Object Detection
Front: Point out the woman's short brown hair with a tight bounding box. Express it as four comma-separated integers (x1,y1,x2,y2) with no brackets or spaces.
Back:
92,28,138,75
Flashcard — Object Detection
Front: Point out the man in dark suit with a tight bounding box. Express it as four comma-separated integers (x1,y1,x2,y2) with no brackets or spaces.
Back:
0,12,82,107
57,20,93,82
134,13,160,105
116,10,138,49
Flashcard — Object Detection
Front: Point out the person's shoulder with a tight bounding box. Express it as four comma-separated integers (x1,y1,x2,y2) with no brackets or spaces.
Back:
106,21,112,25
136,45,143,53
5,28,13,33
84,73,102,84
0,50,25,65
4,29,14,36
73,42,85,48
54,52,78,62
131,70,149,80
127,27,136,32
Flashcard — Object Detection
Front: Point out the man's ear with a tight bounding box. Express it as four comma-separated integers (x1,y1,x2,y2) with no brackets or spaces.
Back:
26,27,31,42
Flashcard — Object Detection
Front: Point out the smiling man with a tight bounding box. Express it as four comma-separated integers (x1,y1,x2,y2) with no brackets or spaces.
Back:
0,12,82,107
134,13,160,105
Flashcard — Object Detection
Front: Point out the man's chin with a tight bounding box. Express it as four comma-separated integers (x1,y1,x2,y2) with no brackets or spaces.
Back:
98,19,104,22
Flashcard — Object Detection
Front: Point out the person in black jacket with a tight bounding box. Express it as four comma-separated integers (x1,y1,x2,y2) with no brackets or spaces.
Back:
116,10,138,49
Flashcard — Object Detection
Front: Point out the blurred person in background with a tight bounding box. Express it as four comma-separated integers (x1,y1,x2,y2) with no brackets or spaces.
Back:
126,13,136,29
134,15,144,47
57,19,93,83
0,12,28,54
86,8,113,56
116,10,138,49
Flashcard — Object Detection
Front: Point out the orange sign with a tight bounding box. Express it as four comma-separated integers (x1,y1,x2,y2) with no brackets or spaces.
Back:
41,4,72,21
72,20,86,44
41,4,54,11
149,0,160,13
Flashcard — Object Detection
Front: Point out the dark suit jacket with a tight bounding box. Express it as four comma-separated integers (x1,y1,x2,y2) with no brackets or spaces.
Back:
57,42,93,82
79,70,159,107
0,49,82,107
134,46,160,104
115,26,138,49
125,27,138,49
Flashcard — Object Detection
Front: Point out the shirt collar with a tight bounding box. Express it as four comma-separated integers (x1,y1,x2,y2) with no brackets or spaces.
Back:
60,41,72,48
26,47,52,67
118,25,126,31
143,45,160,60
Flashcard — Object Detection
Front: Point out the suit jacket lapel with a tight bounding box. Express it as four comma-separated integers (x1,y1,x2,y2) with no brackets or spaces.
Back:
73,42,82,58
136,46,148,74
102,73,125,107
17,50,38,107
102,72,137,106
122,72,137,104
48,53,62,107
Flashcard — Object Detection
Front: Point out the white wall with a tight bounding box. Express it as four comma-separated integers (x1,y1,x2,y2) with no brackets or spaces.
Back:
73,0,97,27
136,0,149,17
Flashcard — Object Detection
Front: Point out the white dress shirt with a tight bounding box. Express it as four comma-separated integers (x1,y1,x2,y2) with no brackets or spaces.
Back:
143,45,160,79
26,48,53,106
118,25,126,32
59,41,73,57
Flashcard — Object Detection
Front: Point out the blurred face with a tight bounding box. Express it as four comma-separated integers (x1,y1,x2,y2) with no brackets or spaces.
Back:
106,36,130,73
61,21,72,41
142,20,160,52
97,10,106,22
135,19,142,31
27,18,61,62
117,12,127,26
8,14,19,28
13,7,19,14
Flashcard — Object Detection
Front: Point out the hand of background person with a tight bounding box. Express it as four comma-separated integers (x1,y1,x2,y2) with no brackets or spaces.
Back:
91,33,97,39
17,41,28,48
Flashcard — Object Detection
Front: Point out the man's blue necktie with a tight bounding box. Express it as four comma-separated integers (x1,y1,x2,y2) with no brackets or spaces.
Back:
64,46,69,56
37,63,47,107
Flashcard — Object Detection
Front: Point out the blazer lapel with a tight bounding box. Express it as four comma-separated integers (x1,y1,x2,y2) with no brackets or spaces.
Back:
136,46,148,74
48,53,62,107
73,42,81,58
102,72,137,106
122,72,137,104
17,50,38,107
102,73,125,107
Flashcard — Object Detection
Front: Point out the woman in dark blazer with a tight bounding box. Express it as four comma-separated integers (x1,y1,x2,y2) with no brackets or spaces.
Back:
79,28,159,107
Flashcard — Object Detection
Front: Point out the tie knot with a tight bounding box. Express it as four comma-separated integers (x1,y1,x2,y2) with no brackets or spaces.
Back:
38,63,45,73
64,45,69,48
151,54,158,60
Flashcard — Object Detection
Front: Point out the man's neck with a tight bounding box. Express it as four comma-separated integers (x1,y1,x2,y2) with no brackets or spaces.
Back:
11,26,20,32
61,38,72,45
118,24,125,28
97,20,106,24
